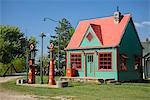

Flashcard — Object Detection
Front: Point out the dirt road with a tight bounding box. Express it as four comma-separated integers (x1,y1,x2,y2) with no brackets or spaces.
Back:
0,75,38,100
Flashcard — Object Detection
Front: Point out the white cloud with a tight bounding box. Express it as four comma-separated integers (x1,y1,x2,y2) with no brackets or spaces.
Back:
134,21,150,28
134,22,144,28
142,21,150,26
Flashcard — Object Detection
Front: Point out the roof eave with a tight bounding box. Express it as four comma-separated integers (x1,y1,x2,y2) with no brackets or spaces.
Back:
65,45,119,50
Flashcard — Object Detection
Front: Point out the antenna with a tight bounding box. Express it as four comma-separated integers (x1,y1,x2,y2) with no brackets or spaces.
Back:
117,6,119,12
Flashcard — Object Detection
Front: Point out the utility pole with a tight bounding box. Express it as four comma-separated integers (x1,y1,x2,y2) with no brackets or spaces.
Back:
40,32,46,84
58,32,60,71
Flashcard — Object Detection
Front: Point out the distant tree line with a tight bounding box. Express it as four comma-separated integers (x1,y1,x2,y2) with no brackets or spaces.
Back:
0,25,37,76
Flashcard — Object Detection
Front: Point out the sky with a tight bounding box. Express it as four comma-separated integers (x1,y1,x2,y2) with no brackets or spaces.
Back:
0,0,150,60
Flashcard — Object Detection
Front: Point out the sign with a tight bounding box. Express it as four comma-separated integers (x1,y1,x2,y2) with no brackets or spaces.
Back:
30,44,34,51
50,43,54,49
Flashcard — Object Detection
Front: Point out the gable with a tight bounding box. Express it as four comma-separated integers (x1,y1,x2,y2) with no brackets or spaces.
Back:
80,25,102,47
119,18,143,54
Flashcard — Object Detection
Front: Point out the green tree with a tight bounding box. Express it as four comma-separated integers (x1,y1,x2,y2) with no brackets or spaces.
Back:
50,18,74,69
37,55,49,75
0,25,24,64
28,36,38,47
0,25,38,75
27,36,38,57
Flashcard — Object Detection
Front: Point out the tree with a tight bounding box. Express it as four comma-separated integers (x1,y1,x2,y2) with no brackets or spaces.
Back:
0,25,24,64
27,36,38,57
50,18,74,70
37,55,49,75
28,36,38,47
0,25,38,75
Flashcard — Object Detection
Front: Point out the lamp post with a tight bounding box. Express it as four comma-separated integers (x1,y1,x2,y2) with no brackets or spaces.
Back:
43,18,60,72
40,32,46,84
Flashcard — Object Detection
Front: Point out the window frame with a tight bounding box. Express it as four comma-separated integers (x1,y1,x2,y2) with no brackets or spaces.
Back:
86,32,94,42
70,53,82,70
98,52,113,72
134,55,142,70
120,54,128,71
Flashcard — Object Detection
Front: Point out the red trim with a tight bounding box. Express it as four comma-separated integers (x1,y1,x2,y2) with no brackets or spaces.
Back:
84,54,86,77
65,46,115,50
86,32,93,42
98,69,114,72
82,52,95,77
94,52,96,77
85,53,96,77
98,52,113,72
119,54,128,72
134,55,142,70
85,52,95,54
70,53,82,70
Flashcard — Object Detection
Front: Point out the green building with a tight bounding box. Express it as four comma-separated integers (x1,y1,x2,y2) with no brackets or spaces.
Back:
65,11,143,81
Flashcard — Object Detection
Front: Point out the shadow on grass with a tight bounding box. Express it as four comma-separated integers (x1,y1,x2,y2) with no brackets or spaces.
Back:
121,79,150,83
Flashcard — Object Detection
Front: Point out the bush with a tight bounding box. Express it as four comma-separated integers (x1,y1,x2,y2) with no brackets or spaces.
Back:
0,57,25,76
0,63,10,76
11,57,25,73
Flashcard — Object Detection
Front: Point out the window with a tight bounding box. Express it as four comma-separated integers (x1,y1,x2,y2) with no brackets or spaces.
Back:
70,53,82,70
135,56,141,70
86,32,93,42
120,54,128,71
88,55,93,62
98,53,112,70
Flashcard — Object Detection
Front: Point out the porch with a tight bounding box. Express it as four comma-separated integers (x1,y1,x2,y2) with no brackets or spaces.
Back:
60,77,115,84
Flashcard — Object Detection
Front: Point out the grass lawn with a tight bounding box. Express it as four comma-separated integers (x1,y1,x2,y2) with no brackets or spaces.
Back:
0,76,150,100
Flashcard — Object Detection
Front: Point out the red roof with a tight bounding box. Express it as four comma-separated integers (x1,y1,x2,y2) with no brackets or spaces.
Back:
66,14,131,50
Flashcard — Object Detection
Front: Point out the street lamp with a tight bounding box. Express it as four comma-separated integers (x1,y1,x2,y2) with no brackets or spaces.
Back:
43,18,61,72
40,32,46,84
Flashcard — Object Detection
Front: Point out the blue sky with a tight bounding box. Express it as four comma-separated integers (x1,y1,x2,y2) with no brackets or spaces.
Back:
1,0,150,60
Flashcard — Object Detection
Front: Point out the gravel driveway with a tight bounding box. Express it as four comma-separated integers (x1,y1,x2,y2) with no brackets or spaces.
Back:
0,75,38,100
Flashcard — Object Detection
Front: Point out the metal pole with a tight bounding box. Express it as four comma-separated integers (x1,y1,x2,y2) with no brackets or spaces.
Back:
25,29,28,82
43,17,60,74
41,36,44,84
26,55,28,82
25,36,28,82
57,30,60,72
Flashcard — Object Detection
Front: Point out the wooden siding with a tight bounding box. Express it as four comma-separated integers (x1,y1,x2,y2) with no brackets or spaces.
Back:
118,19,143,81
67,48,118,80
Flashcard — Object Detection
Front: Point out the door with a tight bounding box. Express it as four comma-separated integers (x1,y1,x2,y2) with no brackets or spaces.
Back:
86,54,95,77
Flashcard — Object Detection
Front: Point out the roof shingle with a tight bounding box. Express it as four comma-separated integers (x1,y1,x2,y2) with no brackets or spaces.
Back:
66,14,131,50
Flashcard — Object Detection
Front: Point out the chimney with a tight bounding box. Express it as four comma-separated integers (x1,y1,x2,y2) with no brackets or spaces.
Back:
114,6,122,24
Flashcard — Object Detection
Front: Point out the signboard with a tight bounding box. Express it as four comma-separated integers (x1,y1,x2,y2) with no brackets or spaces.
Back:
50,43,54,49
30,44,34,51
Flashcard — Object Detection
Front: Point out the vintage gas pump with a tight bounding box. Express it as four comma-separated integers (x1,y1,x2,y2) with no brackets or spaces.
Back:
48,42,56,85
28,44,35,84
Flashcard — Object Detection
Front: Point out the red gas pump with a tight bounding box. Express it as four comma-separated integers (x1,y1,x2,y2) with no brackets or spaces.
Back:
28,44,35,84
48,42,56,85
